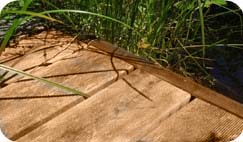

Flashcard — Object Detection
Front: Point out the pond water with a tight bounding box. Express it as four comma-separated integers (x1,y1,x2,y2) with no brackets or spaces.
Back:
205,3,243,103
210,46,243,103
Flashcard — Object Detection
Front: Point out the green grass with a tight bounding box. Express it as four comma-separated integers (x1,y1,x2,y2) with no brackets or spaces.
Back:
0,0,243,91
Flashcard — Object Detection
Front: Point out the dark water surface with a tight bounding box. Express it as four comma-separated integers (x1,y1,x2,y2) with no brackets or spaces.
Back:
210,46,243,103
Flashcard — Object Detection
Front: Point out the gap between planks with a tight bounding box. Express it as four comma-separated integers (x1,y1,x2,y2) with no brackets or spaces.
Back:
17,69,191,142
0,30,134,140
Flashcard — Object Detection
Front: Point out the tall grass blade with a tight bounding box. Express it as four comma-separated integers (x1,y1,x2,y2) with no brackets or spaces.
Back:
3,10,63,23
0,0,32,54
198,0,206,66
0,64,89,98
40,9,140,36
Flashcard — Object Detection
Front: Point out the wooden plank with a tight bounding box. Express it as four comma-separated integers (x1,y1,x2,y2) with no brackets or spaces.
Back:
88,40,243,119
1,30,79,71
142,99,243,142
0,30,81,83
17,69,191,142
0,31,134,140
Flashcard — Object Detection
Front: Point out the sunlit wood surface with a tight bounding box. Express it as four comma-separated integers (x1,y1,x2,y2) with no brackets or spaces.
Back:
0,30,242,142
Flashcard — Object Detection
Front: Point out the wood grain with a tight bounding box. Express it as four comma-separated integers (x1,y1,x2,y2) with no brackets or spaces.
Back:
143,99,243,142
89,40,243,119
0,31,133,140
17,70,191,142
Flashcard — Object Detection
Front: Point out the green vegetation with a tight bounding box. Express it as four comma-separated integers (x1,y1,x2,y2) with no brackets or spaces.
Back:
0,0,243,95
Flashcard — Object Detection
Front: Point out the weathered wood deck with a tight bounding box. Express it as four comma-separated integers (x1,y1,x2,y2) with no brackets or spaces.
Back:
0,30,243,142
